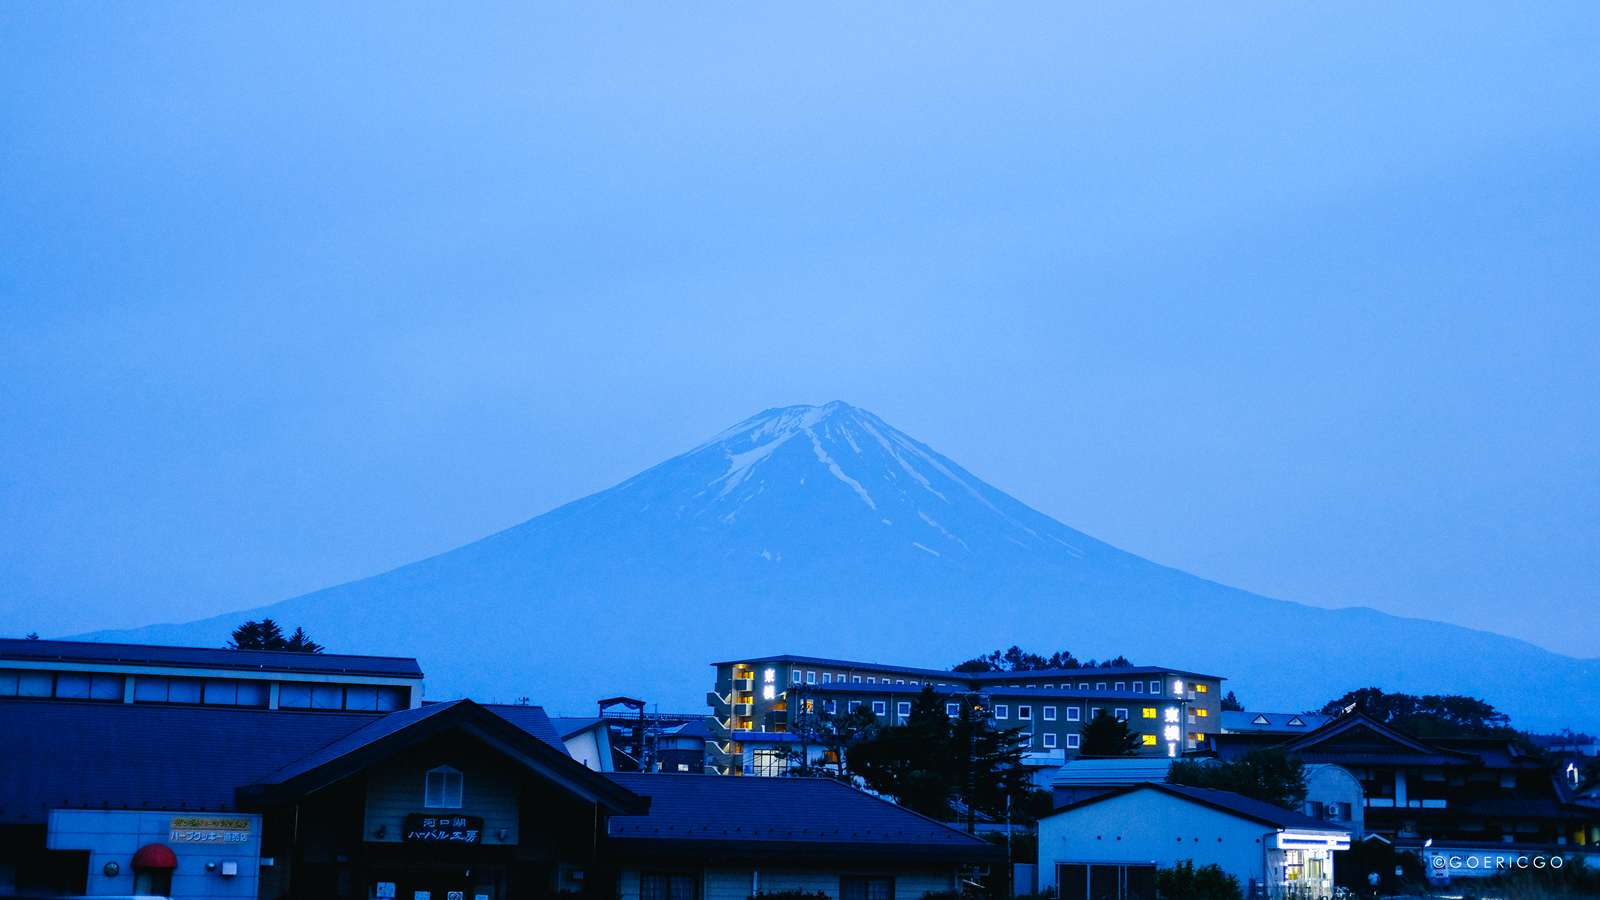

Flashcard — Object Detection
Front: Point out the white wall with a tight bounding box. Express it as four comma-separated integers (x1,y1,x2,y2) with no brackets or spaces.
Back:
47,809,262,900
1039,790,1276,889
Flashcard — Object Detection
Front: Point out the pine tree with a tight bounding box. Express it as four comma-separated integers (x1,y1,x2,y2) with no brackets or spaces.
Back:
228,619,287,650
1080,709,1140,757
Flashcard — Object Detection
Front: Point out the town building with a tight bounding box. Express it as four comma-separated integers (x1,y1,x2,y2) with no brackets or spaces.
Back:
706,654,1224,776
1,639,1001,899
1208,712,1600,876
1037,782,1351,900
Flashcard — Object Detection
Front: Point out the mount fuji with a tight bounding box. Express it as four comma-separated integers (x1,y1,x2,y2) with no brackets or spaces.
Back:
77,402,1597,730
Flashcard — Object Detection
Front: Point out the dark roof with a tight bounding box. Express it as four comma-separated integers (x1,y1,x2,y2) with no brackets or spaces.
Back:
0,698,375,824
1045,781,1349,833
604,773,1004,863
549,717,610,740
812,682,1176,702
240,699,648,815
0,638,422,678
1269,714,1479,767
481,705,567,748
713,654,1221,683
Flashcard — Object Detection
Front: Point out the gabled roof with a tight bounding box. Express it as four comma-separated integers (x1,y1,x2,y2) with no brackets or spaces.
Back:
1270,713,1479,767
1044,781,1350,833
0,638,422,678
238,699,648,814
604,773,1004,862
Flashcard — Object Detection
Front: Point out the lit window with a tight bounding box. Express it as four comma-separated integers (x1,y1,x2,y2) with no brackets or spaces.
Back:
1096,682,1107,691
762,686,775,700
896,701,911,717
1196,684,1208,693
425,766,463,808
764,669,776,683
1042,733,1057,748
946,702,961,717
1066,734,1081,749
994,705,1009,719
1043,707,1057,721
1197,708,1208,717
751,750,787,778
872,701,887,716
1142,735,1158,746
1114,708,1128,722
1114,682,1125,692
1142,708,1157,718
1194,733,1205,741
1066,707,1081,722
1133,682,1145,693
807,671,816,683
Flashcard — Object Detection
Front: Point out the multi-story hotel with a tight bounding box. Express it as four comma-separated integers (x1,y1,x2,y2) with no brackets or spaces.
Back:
706,654,1224,776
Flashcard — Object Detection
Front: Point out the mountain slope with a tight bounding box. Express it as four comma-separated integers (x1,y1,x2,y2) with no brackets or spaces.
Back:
77,402,1598,730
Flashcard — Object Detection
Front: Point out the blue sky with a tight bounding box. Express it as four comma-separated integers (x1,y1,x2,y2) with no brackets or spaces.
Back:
2,4,1597,658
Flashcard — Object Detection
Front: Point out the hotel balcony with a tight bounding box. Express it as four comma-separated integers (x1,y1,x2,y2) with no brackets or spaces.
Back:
733,702,754,717
733,677,754,692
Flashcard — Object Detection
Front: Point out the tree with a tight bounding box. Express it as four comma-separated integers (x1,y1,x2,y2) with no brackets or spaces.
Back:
227,619,324,653
1220,691,1244,712
228,619,287,650
1319,687,1520,740
952,646,1134,673
1167,747,1308,811
283,627,324,654
1080,710,1140,757
847,686,1032,822
1153,860,1241,900
25,632,40,641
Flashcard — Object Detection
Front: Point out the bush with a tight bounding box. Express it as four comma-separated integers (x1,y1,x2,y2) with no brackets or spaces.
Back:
1153,860,1241,900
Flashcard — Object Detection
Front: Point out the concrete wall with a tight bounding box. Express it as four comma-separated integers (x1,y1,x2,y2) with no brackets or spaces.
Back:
1305,765,1364,835
47,808,262,900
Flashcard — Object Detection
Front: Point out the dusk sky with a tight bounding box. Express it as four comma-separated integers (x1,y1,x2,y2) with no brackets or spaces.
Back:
2,5,1597,660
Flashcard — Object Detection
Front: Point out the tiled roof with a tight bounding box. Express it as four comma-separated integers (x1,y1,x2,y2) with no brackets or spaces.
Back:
603,773,1003,862
0,638,422,678
482,705,567,748
0,698,375,824
1050,759,1177,786
549,716,610,740
1047,781,1349,833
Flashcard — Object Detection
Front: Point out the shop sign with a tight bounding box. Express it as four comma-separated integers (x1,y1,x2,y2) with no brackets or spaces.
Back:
170,816,252,844
402,813,484,843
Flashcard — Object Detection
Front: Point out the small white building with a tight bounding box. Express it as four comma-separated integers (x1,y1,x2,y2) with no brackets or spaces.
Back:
1039,782,1351,900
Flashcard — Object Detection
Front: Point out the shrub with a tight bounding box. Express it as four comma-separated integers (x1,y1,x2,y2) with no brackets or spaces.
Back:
1153,859,1241,900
